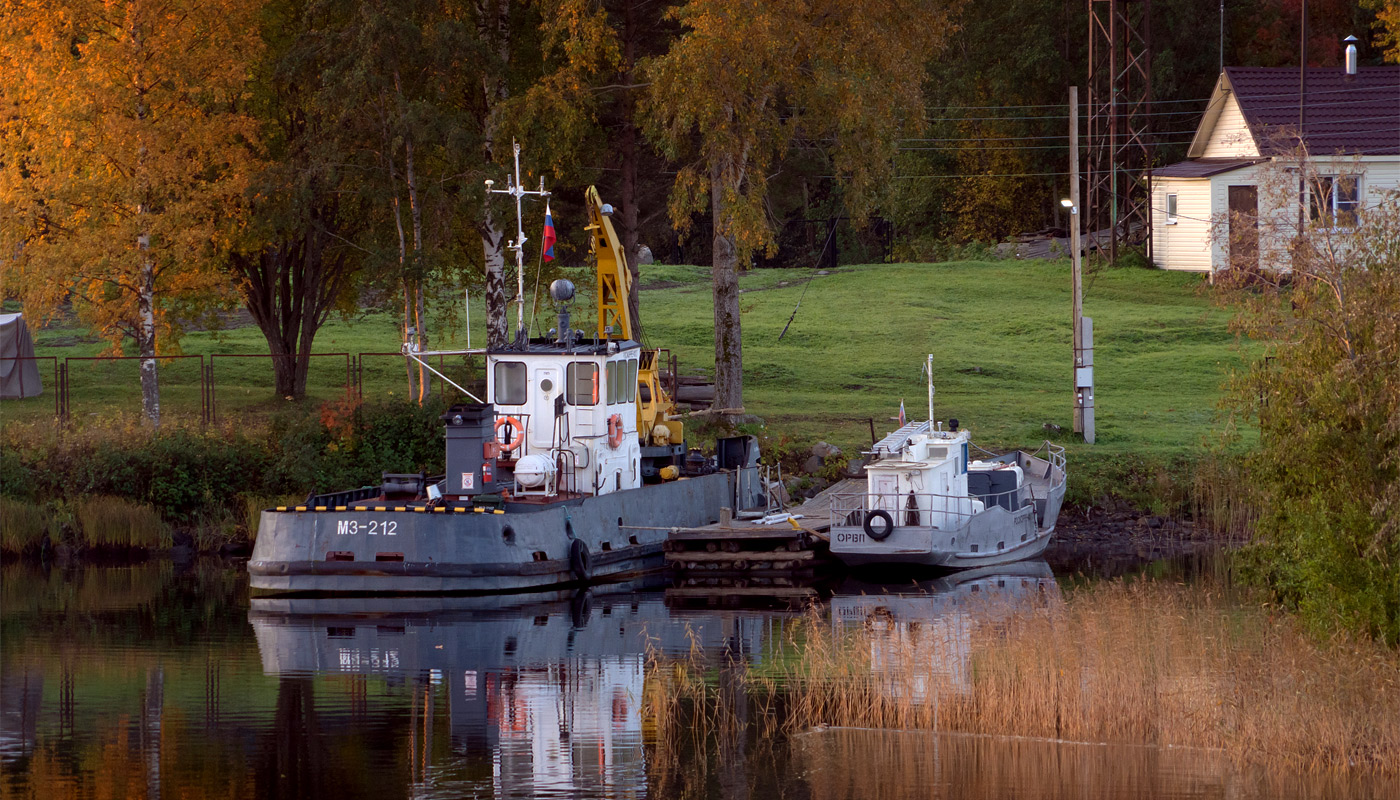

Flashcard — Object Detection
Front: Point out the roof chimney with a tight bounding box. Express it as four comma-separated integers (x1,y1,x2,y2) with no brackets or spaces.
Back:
1344,35,1359,76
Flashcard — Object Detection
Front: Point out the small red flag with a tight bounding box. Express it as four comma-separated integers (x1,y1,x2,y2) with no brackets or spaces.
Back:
541,203,556,262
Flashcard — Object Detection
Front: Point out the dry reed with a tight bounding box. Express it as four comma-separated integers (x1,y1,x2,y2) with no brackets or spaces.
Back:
0,497,53,553
647,579,1400,777
74,495,171,550
1190,454,1259,538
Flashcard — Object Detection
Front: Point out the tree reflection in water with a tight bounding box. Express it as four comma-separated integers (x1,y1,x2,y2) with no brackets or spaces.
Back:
3,560,1397,799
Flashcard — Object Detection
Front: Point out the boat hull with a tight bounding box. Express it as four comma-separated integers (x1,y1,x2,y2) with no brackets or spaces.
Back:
249,468,759,594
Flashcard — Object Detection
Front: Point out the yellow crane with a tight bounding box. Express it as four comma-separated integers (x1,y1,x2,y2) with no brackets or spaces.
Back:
583,187,685,456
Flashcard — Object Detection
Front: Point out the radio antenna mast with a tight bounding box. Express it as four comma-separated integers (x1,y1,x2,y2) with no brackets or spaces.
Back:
486,140,550,342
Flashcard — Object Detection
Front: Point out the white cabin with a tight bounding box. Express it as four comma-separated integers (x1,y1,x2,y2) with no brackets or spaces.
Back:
865,429,981,529
487,341,643,497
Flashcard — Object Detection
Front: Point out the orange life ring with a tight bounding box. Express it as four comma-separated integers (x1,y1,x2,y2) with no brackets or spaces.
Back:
607,414,625,448
494,416,525,452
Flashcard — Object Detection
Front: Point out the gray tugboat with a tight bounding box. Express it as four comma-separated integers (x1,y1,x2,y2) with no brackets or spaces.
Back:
249,165,763,595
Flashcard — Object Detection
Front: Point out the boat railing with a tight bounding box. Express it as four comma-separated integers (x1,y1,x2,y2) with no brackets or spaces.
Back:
830,486,1032,530
1021,441,1068,491
968,440,1067,491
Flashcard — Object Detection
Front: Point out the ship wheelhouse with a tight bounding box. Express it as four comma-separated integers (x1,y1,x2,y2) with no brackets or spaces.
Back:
486,339,644,498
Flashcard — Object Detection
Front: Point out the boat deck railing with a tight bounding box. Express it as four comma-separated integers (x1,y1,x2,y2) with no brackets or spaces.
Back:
829,488,1031,529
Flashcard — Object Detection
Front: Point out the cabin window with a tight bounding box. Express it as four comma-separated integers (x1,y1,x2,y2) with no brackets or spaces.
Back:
566,362,599,405
1165,193,1178,224
605,358,639,404
494,361,527,405
606,361,622,404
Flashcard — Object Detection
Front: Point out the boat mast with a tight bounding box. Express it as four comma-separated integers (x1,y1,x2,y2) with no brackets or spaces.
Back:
926,353,935,425
486,140,550,341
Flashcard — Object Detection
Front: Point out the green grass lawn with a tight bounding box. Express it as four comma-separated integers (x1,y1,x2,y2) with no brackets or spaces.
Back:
5,259,1252,462
635,260,1250,458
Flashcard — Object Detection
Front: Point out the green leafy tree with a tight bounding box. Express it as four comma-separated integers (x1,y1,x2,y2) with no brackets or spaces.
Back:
643,0,957,412
228,0,371,400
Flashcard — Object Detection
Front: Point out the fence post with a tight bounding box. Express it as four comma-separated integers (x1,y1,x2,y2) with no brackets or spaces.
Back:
208,357,217,424
58,361,68,423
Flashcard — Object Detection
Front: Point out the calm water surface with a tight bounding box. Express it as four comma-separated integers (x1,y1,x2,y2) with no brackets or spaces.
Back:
0,558,1388,798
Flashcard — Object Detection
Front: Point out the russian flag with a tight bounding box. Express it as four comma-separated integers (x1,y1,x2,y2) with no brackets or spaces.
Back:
541,202,556,262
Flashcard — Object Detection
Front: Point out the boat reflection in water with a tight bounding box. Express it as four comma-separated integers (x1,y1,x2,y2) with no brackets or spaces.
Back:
830,561,1059,699
248,578,764,799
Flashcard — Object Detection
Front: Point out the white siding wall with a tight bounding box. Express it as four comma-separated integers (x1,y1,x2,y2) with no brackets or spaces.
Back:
1152,178,1213,271
1205,157,1400,271
1200,95,1259,158
1355,157,1400,209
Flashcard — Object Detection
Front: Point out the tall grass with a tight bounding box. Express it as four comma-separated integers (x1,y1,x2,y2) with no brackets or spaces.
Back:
0,496,52,553
647,579,1400,776
74,495,171,550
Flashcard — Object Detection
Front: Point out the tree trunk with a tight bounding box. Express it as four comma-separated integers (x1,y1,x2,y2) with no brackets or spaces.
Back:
710,162,742,412
137,240,160,426
619,0,643,341
480,208,508,350
479,0,511,351
396,69,430,401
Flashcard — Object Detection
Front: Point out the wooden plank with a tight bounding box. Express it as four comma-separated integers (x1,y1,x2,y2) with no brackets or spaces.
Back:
666,586,818,598
669,527,804,540
666,550,816,563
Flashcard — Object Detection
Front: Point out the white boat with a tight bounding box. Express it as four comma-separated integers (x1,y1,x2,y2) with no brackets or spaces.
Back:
827,361,1066,570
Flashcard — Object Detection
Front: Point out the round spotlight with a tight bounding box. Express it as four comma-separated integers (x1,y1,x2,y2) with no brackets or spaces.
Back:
550,279,576,302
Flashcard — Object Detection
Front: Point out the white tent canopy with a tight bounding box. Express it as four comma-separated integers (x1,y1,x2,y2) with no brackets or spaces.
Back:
0,313,42,399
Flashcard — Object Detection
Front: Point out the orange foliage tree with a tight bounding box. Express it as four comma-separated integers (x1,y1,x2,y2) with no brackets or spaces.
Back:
0,0,262,424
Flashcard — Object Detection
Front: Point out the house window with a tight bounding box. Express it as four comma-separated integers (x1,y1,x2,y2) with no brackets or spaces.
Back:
1165,193,1178,224
1307,176,1361,227
493,361,527,405
566,362,598,405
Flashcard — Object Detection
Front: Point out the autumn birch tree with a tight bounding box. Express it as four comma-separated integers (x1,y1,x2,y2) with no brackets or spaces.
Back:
643,0,956,413
0,0,261,424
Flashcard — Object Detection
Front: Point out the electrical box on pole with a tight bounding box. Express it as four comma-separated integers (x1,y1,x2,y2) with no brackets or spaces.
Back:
1077,317,1095,444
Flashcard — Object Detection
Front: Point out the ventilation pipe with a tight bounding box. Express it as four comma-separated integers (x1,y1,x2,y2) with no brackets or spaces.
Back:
1345,35,1358,76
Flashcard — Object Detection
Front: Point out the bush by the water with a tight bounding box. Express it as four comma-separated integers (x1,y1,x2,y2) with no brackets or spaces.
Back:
0,398,450,548
1221,187,1400,644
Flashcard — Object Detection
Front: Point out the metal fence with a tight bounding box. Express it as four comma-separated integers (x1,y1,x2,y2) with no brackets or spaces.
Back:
0,350,486,426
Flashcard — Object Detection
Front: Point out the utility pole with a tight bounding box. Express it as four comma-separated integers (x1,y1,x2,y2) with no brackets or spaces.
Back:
1069,86,1084,435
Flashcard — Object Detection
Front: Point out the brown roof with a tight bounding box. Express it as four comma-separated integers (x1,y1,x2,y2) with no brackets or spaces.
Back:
1224,66,1400,155
1153,157,1267,178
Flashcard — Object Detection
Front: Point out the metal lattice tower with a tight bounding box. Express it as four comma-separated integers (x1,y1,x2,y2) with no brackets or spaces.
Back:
1086,0,1153,263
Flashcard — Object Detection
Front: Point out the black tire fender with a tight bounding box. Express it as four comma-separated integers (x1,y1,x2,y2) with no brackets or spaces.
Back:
863,509,894,541
569,537,592,581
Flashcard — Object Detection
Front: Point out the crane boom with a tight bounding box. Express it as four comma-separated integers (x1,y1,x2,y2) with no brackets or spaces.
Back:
584,186,633,341
584,187,684,457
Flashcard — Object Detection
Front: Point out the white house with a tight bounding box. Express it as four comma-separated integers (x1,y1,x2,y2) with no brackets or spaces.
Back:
1151,65,1399,273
